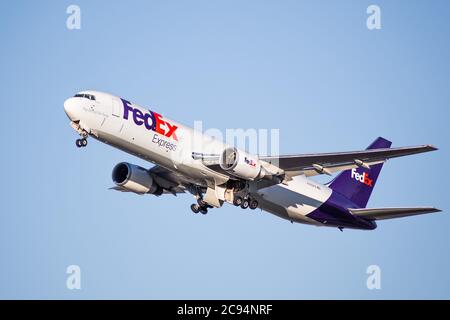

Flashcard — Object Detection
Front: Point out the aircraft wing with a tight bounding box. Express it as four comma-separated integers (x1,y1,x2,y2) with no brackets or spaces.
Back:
260,144,437,177
110,185,185,195
349,207,441,220
148,165,188,193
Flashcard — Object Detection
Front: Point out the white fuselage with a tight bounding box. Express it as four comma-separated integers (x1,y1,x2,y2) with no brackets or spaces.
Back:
64,90,331,226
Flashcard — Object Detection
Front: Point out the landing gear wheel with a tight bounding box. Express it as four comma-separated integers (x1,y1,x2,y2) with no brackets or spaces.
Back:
240,199,249,209
199,207,208,215
76,138,87,148
190,204,200,214
233,196,243,206
249,199,259,210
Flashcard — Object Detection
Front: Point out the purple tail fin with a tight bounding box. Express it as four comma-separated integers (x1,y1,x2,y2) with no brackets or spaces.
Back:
328,137,392,208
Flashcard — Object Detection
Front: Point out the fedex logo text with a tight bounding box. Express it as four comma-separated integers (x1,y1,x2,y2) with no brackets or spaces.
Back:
351,168,373,187
121,98,178,141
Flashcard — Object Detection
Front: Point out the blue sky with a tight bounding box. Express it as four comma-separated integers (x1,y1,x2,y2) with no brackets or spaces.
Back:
0,0,449,299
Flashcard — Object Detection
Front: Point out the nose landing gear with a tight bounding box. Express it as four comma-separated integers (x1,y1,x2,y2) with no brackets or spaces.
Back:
75,131,89,148
76,138,88,148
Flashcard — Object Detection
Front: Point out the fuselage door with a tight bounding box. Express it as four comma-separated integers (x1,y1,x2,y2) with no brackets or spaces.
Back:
112,97,121,117
99,97,124,134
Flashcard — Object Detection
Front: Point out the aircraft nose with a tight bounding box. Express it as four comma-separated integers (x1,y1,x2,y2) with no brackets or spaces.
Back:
64,97,80,121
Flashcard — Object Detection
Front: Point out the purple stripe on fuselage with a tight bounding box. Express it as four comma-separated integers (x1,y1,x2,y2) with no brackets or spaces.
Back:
306,192,377,230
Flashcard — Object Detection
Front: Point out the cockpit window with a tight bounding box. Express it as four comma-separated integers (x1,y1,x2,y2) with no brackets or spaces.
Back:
74,93,96,101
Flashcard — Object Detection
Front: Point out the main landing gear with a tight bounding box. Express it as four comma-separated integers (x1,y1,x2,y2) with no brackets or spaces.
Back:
190,198,211,215
75,131,88,148
233,196,258,210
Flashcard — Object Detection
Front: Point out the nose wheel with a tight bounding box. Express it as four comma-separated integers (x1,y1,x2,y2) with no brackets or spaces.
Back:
76,138,88,148
75,131,89,148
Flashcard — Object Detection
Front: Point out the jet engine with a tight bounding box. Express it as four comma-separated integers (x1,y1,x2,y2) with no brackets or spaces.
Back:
219,147,265,180
112,162,162,195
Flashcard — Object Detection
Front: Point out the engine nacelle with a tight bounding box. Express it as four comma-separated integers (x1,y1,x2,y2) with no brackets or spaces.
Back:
219,147,265,180
112,162,162,195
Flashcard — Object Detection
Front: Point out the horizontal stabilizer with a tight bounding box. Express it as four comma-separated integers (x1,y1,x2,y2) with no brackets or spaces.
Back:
349,207,441,220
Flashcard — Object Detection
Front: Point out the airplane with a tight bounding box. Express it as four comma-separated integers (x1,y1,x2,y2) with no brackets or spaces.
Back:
63,90,441,231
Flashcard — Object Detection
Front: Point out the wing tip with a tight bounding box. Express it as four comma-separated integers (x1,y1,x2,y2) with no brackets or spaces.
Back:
426,144,439,151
